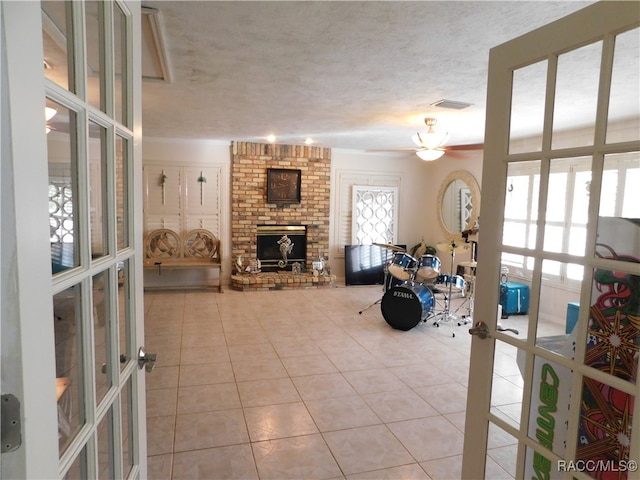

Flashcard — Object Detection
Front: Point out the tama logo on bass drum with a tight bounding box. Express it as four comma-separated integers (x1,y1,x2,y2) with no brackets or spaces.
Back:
393,290,414,300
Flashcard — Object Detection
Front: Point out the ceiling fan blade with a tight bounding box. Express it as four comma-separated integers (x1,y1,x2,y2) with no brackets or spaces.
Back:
443,143,484,151
441,150,468,159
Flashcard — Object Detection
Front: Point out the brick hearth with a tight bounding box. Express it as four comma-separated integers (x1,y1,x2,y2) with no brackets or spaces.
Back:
230,272,336,291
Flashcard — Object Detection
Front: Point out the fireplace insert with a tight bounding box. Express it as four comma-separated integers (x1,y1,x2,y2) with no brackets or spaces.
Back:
256,225,307,271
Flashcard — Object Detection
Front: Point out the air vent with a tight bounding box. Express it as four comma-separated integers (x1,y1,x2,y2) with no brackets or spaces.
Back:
430,99,473,110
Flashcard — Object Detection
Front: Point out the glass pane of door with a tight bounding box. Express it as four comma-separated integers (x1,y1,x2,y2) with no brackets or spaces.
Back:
85,1,104,111
54,283,85,454
116,135,129,250
509,61,547,155
89,120,108,259
607,27,640,144
48,100,79,273
42,0,74,92
114,4,127,126
93,270,111,405
552,41,602,150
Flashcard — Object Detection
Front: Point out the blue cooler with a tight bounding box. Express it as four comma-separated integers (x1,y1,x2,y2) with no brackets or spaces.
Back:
499,281,530,316
566,302,580,333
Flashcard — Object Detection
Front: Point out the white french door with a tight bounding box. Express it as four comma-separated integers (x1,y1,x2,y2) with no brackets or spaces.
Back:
463,2,639,479
1,1,146,478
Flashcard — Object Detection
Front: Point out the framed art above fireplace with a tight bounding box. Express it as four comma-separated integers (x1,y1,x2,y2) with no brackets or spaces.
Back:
267,168,301,203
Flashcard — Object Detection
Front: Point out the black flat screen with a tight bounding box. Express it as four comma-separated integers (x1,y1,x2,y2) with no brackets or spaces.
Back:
344,244,406,286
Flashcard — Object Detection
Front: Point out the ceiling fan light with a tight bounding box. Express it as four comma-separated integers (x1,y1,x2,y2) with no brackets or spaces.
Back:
419,131,449,149
416,148,445,161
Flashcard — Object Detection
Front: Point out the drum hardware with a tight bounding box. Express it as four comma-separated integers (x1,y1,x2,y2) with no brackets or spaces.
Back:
372,242,406,253
456,273,476,326
430,240,468,337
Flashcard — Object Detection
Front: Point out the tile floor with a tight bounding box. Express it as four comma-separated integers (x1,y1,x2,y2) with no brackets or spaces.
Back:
144,284,519,479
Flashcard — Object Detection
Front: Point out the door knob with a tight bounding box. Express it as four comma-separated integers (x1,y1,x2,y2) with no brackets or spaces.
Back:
138,347,157,372
468,321,491,339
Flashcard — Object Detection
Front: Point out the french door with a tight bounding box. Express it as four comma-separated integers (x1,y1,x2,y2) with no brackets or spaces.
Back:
463,2,639,478
1,1,146,478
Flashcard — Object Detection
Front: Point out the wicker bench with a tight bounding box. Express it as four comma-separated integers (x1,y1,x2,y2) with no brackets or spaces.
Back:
143,228,222,292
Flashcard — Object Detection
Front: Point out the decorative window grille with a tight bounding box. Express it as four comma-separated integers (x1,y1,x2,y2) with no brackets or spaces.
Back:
351,185,398,245
49,181,74,243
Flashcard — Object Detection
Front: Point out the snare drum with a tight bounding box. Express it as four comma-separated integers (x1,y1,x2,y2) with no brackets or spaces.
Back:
387,252,417,281
434,274,466,293
381,282,434,331
416,254,441,280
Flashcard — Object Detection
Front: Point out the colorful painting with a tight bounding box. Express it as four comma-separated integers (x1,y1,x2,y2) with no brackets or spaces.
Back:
576,240,639,479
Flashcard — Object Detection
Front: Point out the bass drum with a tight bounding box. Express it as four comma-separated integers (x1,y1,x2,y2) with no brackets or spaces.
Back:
381,282,434,331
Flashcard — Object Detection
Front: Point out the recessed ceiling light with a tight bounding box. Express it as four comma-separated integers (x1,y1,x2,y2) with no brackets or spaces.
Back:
266,134,276,143
304,138,314,145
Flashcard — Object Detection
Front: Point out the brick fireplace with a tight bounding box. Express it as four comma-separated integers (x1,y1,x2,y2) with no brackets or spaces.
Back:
230,142,332,289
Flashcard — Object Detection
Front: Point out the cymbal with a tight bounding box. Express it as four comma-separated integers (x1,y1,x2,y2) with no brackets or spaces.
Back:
459,261,478,268
373,242,405,252
436,241,471,253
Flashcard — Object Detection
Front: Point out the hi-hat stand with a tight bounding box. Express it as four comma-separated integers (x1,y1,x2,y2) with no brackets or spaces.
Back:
430,241,461,336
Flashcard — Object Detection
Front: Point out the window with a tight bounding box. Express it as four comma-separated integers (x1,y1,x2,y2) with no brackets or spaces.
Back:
351,186,398,245
502,154,638,285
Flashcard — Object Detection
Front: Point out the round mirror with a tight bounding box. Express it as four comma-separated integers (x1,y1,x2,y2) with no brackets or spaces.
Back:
436,170,480,239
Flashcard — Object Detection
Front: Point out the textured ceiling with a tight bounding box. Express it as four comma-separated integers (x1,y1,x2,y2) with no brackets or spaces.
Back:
140,1,601,151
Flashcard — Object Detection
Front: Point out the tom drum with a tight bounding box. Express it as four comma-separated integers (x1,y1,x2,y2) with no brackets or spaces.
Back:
416,254,441,280
387,252,417,281
434,274,466,293
381,282,434,331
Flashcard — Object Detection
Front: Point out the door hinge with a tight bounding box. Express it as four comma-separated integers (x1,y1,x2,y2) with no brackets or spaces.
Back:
1,394,22,453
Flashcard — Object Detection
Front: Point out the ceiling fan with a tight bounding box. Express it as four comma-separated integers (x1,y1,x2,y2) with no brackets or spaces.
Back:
375,117,483,160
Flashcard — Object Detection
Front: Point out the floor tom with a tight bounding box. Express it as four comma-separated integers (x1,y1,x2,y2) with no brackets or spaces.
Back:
434,274,466,293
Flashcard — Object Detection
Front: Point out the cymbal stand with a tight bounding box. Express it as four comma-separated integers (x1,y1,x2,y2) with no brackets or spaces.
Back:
431,242,460,337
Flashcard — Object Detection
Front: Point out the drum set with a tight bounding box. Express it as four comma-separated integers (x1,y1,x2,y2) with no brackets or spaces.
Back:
360,241,477,337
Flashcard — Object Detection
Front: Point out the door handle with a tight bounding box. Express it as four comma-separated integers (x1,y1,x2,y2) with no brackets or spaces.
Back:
468,321,519,339
468,321,491,339
138,347,157,373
